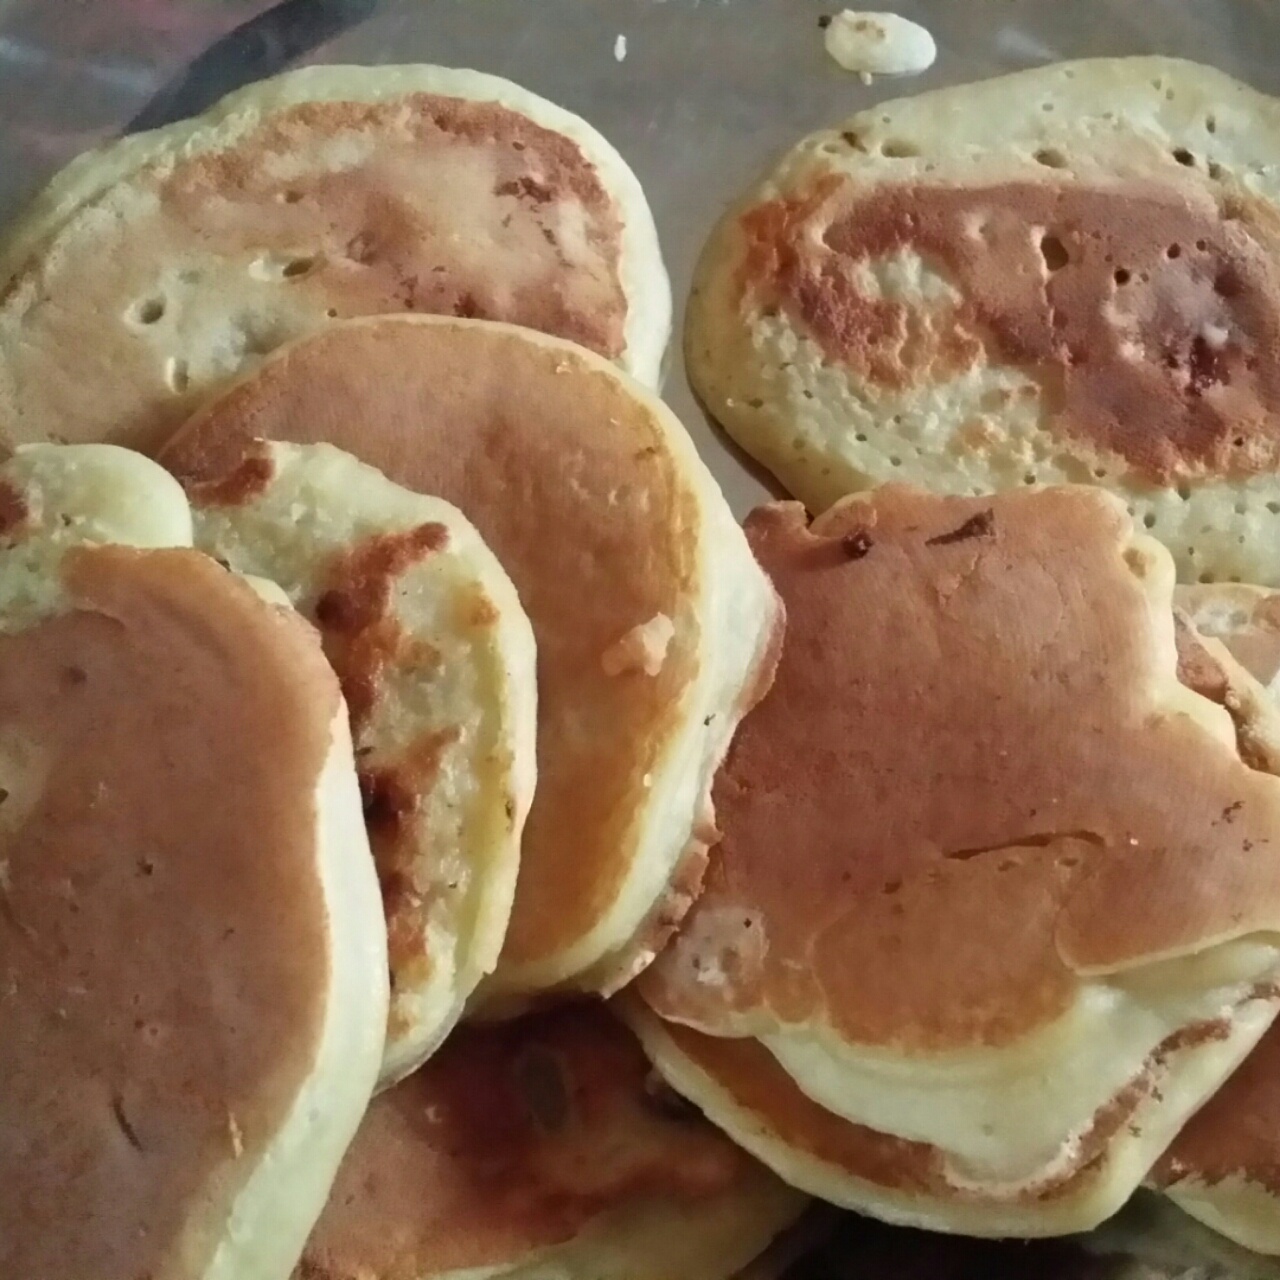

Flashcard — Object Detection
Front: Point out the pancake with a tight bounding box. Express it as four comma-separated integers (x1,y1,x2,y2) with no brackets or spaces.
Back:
294,1003,806,1280
160,316,783,1001
1151,586,1280,1254
636,484,1280,1233
623,994,1274,1240
0,445,389,1279
687,56,1280,583
1176,582,1280,694
184,440,537,1085
0,63,669,455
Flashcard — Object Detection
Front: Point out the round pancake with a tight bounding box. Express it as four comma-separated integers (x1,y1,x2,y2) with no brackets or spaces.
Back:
0,63,669,455
295,1003,805,1280
0,445,389,1280
184,439,537,1086
638,484,1280,1230
1176,582,1280,695
160,316,783,1000
687,56,1280,584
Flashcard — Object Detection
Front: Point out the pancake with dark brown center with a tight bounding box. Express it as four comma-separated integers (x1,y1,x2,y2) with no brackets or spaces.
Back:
687,57,1280,583
637,484,1280,1234
0,64,669,454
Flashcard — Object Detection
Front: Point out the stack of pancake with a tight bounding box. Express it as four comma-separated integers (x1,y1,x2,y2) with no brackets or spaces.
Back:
665,53,1280,1261
6,48,1280,1280
0,66,799,1280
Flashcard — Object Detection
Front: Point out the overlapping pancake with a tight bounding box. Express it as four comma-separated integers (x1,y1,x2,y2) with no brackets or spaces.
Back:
1149,584,1280,1255
0,62,669,454
687,56,1280,583
294,1003,805,1280
0,445,388,1279
635,484,1280,1234
160,316,782,1001
183,440,537,1086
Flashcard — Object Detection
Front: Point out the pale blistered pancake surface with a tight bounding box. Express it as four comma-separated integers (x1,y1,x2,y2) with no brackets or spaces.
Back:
639,485,1280,1217
184,440,537,1085
688,56,1280,583
296,1004,804,1280
0,64,669,454
162,316,781,997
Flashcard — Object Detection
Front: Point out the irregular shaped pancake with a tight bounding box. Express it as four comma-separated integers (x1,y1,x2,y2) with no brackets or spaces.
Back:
0,63,669,454
1153,1026,1280,1256
637,485,1280,1234
1150,588,1280,1255
688,56,1280,582
185,439,537,1085
161,316,782,1001
623,994,1275,1241
0,445,388,1280
1176,582,1280,695
295,1004,805,1280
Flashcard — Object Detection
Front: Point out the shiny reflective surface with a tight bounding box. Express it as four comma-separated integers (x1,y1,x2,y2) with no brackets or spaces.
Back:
4,0,1280,1273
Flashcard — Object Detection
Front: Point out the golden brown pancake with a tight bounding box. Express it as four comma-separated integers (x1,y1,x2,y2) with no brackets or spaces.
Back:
637,484,1280,1232
687,57,1280,584
0,64,669,454
160,316,781,1000
0,442,389,1280
296,1004,805,1280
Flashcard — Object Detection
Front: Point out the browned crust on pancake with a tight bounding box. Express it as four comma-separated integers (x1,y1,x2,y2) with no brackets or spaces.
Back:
654,1013,1237,1205
0,476,26,538
641,487,1280,1051
160,93,626,355
1157,598,1280,1198
314,522,450,727
296,1005,759,1279
0,94,628,454
161,317,702,980
1174,609,1280,773
182,439,276,507
736,172,1280,485
311,522,450,1027
1177,583,1280,693
1155,991,1280,1194
0,545,338,1279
